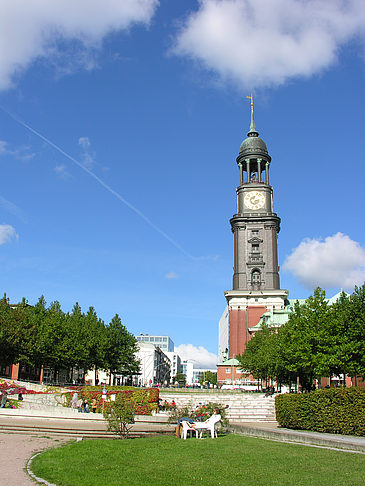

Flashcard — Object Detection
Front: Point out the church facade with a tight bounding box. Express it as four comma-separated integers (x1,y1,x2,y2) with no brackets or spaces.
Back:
217,104,363,389
218,101,288,379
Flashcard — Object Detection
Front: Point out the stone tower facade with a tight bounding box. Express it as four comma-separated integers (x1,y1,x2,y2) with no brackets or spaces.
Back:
225,102,288,358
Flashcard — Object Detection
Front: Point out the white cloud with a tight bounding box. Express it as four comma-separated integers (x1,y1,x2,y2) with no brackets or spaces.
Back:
78,137,91,150
0,224,18,245
0,141,7,155
283,232,365,290
0,196,26,223
0,140,35,161
175,344,218,369
54,164,71,179
165,271,178,279
0,0,159,90
172,0,365,88
78,136,95,169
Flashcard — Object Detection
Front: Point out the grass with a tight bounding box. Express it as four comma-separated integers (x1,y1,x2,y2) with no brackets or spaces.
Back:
31,435,365,486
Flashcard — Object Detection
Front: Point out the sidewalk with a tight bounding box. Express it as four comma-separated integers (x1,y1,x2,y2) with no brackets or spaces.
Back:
0,433,69,486
229,421,365,453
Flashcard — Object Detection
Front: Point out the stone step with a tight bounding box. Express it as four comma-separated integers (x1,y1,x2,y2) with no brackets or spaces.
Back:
160,393,276,422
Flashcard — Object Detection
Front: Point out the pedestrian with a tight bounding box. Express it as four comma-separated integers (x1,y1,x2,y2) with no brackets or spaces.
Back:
83,399,89,413
71,392,78,409
1,392,8,408
91,398,97,413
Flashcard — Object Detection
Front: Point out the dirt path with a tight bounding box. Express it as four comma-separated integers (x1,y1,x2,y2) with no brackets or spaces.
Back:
0,432,69,485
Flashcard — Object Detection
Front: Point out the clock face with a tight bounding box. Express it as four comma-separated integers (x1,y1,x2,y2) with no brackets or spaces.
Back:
244,191,265,210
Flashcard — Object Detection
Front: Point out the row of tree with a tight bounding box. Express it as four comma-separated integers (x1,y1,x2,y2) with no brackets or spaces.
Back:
0,295,140,382
238,286,365,391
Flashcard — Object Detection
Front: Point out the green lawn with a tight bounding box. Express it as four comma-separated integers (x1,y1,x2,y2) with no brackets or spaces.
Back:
31,435,365,486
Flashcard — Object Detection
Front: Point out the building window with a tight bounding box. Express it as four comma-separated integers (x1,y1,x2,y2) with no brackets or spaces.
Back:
252,243,259,253
226,368,230,374
252,269,261,286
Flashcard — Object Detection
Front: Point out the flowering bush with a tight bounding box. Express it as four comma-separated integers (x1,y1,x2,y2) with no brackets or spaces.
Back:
168,401,229,428
0,379,60,395
104,394,136,439
63,387,159,414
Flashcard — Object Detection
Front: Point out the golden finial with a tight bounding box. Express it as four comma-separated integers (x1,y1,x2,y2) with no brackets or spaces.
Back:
246,94,254,108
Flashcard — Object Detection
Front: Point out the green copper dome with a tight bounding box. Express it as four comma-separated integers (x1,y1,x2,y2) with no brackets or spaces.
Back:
239,136,269,157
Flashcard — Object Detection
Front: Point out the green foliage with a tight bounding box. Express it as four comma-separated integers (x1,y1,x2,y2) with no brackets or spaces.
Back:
168,401,229,428
275,388,365,436
0,295,20,367
104,314,139,381
238,286,365,390
64,387,159,415
0,294,139,382
238,323,279,382
199,371,217,386
174,372,186,385
103,393,136,438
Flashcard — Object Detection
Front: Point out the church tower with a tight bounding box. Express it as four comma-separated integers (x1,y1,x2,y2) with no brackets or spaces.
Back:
224,99,288,358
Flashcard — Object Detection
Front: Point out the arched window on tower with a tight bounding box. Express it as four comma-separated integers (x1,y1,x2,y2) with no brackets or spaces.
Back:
251,269,261,289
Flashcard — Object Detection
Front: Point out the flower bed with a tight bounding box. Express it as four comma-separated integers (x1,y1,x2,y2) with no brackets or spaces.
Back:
0,379,60,395
63,387,159,415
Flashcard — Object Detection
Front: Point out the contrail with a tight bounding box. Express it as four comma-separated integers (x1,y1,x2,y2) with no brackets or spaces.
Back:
1,106,194,258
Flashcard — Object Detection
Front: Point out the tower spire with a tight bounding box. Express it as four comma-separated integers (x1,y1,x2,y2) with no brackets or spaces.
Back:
246,94,258,137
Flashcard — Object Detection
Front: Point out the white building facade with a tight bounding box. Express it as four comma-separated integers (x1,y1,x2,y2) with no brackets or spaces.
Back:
134,342,171,386
166,351,182,382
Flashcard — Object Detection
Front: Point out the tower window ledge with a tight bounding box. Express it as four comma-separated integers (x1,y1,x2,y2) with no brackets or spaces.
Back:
247,261,265,267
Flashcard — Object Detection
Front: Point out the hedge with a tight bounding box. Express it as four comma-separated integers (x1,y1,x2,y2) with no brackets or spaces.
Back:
275,388,365,436
64,387,159,415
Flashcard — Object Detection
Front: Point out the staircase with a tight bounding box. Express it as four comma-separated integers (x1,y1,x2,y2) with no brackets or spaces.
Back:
160,392,276,422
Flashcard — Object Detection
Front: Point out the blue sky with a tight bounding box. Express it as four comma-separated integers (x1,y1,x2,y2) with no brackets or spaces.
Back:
1,0,365,367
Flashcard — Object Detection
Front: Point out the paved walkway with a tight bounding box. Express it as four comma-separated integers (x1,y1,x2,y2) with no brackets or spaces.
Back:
229,421,365,453
0,433,69,485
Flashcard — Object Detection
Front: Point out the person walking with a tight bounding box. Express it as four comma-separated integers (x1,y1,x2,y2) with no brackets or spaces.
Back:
91,398,97,413
71,392,78,409
1,391,8,408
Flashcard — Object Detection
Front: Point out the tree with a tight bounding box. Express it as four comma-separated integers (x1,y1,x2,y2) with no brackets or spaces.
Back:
83,307,107,384
331,286,365,381
347,285,365,379
104,314,139,384
36,299,69,380
198,370,217,386
277,288,331,391
238,324,278,384
174,372,186,385
0,294,19,367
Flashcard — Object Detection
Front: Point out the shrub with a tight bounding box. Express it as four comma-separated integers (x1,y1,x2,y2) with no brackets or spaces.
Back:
275,388,365,436
63,387,159,414
168,401,229,429
103,394,136,438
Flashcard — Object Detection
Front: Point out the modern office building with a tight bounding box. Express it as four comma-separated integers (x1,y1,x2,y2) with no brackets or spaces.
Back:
166,351,182,381
133,342,171,386
136,334,174,353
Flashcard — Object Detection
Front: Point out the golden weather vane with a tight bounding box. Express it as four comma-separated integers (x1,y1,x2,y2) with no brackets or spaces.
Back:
246,94,254,108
